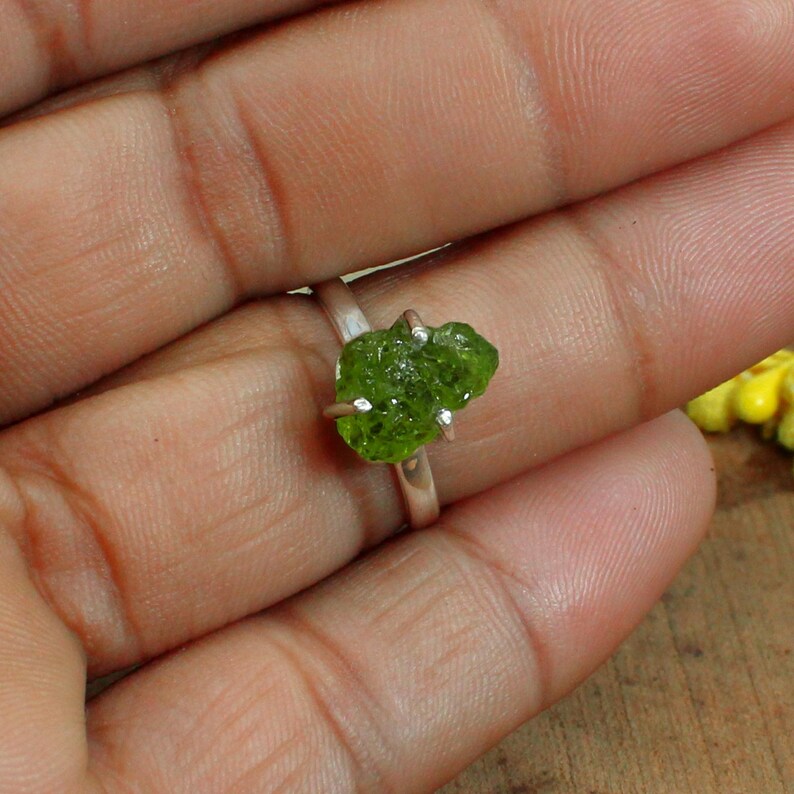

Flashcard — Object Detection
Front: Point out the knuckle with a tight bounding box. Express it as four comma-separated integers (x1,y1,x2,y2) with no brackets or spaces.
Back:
271,607,396,793
161,67,292,296
565,208,660,420
0,437,141,670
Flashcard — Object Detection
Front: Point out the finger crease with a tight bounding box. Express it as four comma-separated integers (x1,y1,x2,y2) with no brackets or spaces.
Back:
159,86,247,300
476,0,569,204
14,0,92,91
271,607,396,793
564,207,659,421
439,522,552,710
228,89,295,288
5,448,144,668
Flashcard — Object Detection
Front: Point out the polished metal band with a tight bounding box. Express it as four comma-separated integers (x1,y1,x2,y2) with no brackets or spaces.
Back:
312,278,440,530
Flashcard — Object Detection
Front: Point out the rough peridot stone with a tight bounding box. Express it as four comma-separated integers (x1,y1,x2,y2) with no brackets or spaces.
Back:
335,318,499,463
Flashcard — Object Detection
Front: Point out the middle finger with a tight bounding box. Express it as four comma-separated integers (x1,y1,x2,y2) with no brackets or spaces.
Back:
1,0,794,423
1,118,792,676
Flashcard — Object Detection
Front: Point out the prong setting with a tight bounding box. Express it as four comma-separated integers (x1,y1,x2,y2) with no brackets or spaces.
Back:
403,309,430,346
436,408,456,442
324,398,373,420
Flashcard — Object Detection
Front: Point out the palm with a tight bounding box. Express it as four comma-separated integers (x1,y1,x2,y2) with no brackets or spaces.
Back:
0,2,792,791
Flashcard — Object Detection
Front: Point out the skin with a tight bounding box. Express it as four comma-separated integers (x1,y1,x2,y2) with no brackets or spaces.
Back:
0,0,792,791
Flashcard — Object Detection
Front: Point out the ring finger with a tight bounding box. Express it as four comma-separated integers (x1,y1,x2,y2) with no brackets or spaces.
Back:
1,118,792,677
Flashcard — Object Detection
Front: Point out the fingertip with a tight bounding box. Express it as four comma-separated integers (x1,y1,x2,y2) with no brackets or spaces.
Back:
443,410,718,705
655,407,718,532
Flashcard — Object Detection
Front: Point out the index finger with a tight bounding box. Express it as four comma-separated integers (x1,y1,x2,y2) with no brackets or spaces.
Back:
0,0,332,116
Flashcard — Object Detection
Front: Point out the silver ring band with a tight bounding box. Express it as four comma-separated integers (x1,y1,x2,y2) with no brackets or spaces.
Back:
312,278,440,530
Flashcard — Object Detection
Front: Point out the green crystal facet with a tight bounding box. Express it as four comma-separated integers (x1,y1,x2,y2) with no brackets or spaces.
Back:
335,318,499,463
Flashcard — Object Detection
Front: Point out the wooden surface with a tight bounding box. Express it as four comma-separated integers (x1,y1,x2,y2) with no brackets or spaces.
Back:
442,427,793,794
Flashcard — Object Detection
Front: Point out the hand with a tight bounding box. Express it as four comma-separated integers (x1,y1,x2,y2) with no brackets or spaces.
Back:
1,2,792,792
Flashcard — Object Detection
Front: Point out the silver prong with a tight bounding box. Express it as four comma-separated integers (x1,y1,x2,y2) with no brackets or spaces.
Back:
323,398,373,420
436,409,455,442
403,309,430,346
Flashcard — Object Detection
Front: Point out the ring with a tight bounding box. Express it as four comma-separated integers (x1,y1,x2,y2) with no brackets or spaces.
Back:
312,277,499,530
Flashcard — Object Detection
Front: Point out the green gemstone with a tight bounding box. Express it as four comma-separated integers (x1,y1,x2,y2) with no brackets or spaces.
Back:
335,318,499,463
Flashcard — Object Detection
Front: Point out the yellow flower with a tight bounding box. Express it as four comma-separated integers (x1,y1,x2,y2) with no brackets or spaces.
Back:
686,349,794,474
686,380,737,433
734,365,788,424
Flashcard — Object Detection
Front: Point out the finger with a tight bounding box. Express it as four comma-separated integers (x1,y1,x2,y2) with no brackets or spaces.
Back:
0,0,332,117
85,413,715,793
0,117,791,680
0,510,89,791
2,0,794,422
